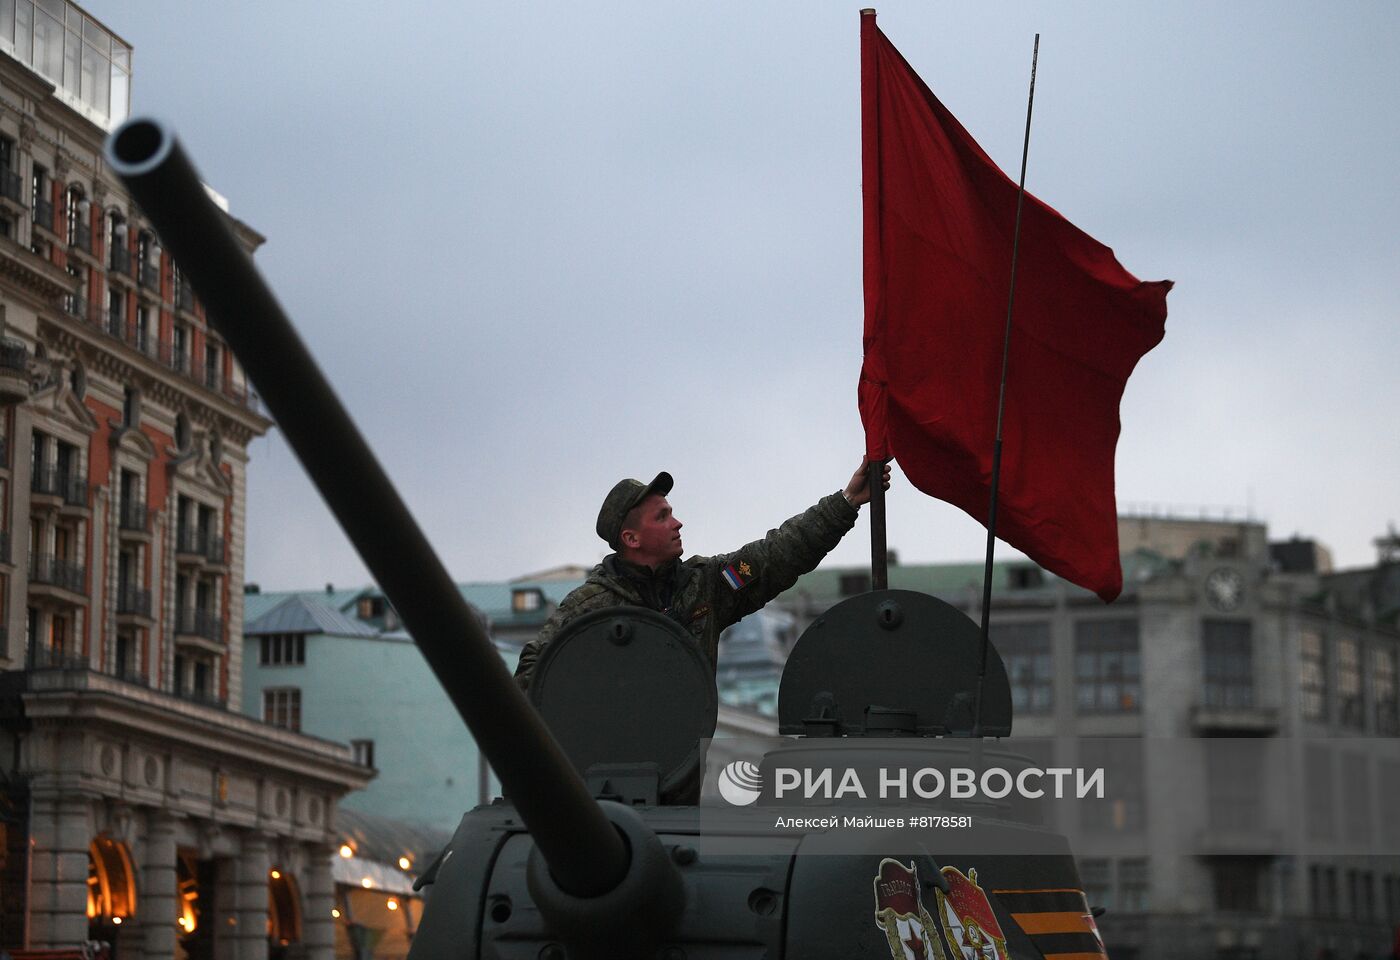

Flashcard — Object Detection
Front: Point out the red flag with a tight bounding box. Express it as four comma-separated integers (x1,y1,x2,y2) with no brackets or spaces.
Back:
859,12,1171,602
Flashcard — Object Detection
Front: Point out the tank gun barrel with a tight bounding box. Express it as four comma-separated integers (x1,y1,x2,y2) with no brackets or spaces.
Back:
105,118,627,898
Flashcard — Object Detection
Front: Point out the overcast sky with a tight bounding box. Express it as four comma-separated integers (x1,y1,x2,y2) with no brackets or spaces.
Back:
81,1,1399,591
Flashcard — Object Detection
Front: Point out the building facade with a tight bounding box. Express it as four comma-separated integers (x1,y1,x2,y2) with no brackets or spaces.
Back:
0,5,369,959
238,578,785,834
773,515,1400,960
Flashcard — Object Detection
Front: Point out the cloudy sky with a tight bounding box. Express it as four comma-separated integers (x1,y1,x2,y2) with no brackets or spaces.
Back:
82,1,1399,590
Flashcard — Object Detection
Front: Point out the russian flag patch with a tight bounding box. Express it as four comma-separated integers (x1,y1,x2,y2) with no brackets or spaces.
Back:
722,561,751,591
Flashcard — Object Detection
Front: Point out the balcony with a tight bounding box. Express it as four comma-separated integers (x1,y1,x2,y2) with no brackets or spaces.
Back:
138,262,159,291
175,283,195,313
0,339,29,404
0,530,10,566
173,686,227,710
104,308,126,340
63,294,97,324
205,534,227,568
25,645,90,671
176,607,224,644
116,583,153,621
0,167,22,208
1190,703,1280,737
118,500,151,539
69,222,93,257
33,198,54,235
131,334,261,414
31,467,88,510
29,552,86,597
176,527,206,563
108,244,133,277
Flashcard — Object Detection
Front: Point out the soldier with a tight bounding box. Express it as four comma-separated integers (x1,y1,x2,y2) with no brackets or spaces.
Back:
514,457,891,689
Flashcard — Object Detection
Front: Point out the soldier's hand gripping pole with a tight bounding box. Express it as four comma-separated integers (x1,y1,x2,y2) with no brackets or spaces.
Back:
105,119,628,898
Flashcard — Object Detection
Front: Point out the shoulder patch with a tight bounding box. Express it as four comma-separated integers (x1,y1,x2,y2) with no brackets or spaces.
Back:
721,561,753,591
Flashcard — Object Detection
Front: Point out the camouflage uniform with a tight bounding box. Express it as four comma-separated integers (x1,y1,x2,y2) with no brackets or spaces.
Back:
514,492,859,689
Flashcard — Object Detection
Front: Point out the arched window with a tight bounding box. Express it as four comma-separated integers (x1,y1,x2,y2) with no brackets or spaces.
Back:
267,870,303,945
107,211,129,274
136,229,160,290
87,836,138,922
65,185,89,248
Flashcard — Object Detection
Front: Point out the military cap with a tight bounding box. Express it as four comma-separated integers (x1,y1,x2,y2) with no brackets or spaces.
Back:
597,472,674,548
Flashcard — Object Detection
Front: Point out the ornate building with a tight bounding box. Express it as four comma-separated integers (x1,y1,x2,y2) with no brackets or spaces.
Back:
0,3,369,959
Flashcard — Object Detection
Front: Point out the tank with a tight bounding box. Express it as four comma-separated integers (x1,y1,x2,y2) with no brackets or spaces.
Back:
106,118,1109,960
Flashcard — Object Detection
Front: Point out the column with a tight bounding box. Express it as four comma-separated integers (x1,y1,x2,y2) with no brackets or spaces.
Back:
141,812,180,960
301,843,335,960
232,831,270,960
26,792,58,946
46,794,92,947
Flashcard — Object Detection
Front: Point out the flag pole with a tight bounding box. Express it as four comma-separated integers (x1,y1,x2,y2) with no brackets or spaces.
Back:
860,9,889,592
971,33,1039,738
870,457,889,589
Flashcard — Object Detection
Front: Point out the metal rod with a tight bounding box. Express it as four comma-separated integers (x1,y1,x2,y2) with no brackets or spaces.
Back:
972,34,1039,738
104,118,627,897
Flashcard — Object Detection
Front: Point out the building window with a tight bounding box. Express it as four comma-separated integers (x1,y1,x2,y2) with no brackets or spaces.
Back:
1202,620,1253,709
1075,619,1140,713
1299,627,1327,721
511,588,543,613
121,386,139,427
31,163,50,229
351,739,375,768
1372,644,1398,735
1336,635,1363,729
839,573,871,597
260,633,306,666
1324,866,1339,917
992,620,1052,713
203,340,221,389
1209,857,1269,914
264,688,301,731
1079,858,1111,910
1007,565,1044,590
64,185,86,247
1119,858,1149,912
1078,739,1145,833
1205,739,1263,832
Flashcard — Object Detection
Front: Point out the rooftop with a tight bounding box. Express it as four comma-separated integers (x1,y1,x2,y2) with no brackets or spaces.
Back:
0,0,132,131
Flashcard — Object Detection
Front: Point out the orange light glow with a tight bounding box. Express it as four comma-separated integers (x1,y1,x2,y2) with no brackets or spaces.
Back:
386,899,399,911
339,844,353,859
270,870,281,879
397,856,411,870
360,878,372,889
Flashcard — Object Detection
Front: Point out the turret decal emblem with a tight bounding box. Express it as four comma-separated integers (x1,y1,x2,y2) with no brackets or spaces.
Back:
935,866,1009,960
873,858,948,960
